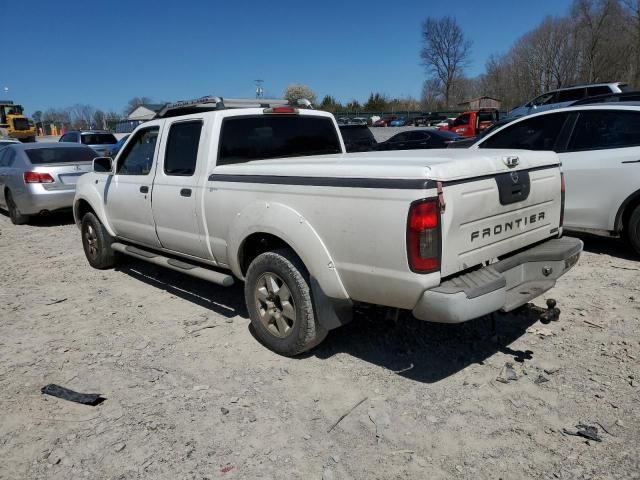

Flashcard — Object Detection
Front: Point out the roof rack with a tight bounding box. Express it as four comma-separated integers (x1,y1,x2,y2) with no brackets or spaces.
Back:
155,96,313,119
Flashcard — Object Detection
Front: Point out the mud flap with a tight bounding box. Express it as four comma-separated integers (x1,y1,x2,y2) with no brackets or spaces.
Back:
310,277,353,330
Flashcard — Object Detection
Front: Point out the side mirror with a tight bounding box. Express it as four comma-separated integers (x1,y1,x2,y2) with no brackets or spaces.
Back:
93,156,113,173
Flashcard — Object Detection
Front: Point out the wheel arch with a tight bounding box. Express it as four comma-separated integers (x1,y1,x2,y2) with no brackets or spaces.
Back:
228,202,349,301
614,188,640,234
73,193,117,236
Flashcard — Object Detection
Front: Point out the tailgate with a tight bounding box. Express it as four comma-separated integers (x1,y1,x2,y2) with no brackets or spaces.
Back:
434,150,562,277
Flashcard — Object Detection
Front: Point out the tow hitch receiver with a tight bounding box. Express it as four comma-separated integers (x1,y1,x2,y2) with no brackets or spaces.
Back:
539,299,560,324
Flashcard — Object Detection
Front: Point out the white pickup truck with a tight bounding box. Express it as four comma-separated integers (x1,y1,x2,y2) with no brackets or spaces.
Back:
73,97,582,355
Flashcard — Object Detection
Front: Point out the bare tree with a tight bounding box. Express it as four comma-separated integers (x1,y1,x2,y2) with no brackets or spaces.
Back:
420,16,472,107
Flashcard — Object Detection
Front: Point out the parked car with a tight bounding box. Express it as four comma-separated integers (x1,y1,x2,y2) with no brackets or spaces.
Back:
509,82,629,118
438,109,499,137
105,135,130,157
336,117,350,125
59,130,118,156
413,113,446,127
338,124,378,152
0,138,21,148
377,129,461,150
463,104,640,255
348,117,368,126
0,143,96,224
373,116,396,127
74,95,580,355
447,117,517,148
389,117,409,127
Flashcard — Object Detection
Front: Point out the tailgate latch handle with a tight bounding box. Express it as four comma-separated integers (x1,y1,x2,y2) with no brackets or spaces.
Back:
436,181,446,214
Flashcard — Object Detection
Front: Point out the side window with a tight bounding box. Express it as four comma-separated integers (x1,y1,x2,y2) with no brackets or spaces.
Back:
587,86,611,96
557,88,586,103
452,114,470,127
567,110,640,152
164,121,203,176
391,132,410,142
409,131,428,141
531,92,555,106
4,149,16,167
479,113,569,151
116,127,159,175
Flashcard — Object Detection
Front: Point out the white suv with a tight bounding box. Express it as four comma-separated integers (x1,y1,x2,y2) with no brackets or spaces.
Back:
510,82,629,118
467,104,640,254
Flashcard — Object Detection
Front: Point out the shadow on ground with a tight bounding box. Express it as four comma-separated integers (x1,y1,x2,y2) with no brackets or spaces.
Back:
115,257,543,384
309,305,541,383
567,231,636,261
0,209,75,227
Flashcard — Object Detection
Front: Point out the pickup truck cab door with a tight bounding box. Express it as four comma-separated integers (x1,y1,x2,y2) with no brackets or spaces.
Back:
106,124,162,248
151,118,211,259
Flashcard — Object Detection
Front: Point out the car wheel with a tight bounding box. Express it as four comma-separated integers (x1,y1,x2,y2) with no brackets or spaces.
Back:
6,190,29,225
245,248,328,356
626,204,640,256
81,212,117,269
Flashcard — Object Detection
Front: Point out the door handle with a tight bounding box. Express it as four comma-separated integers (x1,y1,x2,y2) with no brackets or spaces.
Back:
140,186,149,193
180,188,192,197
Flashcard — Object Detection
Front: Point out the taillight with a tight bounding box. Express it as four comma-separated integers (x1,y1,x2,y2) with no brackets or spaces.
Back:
24,171,54,183
560,172,566,228
407,199,441,273
263,107,298,114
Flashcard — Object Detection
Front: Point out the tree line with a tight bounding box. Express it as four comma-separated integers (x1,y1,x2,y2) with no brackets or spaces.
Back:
421,0,640,110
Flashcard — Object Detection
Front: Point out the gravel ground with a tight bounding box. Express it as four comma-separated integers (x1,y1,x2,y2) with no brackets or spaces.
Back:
1,209,639,479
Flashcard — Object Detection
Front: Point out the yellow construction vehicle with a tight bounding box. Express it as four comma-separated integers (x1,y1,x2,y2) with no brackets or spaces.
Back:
0,101,36,142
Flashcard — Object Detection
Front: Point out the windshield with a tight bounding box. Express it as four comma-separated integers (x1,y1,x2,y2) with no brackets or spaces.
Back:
0,104,24,116
26,147,96,164
81,133,117,145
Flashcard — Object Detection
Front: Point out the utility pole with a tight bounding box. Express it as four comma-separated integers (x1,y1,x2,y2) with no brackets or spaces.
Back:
254,79,264,99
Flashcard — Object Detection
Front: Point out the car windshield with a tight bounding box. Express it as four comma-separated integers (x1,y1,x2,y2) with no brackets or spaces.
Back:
81,133,117,145
26,147,96,164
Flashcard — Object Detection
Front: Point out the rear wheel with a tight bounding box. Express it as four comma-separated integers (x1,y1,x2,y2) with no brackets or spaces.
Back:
81,212,117,269
6,190,29,225
245,249,327,356
626,205,640,256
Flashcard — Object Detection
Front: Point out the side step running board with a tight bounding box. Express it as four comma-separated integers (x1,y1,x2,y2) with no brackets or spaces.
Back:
111,242,234,287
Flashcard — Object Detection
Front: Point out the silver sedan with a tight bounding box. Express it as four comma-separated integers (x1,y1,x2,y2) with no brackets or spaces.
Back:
0,143,96,224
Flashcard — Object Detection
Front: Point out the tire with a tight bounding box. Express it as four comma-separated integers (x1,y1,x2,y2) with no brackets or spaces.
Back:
244,249,328,356
626,205,640,256
81,212,117,269
6,190,29,225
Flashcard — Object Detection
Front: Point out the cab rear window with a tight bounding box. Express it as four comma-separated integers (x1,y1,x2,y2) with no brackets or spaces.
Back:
218,116,341,165
26,147,96,164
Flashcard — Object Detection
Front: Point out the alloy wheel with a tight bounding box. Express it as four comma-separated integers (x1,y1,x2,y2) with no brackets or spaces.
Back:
254,272,296,338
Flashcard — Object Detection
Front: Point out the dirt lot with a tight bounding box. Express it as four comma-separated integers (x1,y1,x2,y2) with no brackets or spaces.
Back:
0,211,639,480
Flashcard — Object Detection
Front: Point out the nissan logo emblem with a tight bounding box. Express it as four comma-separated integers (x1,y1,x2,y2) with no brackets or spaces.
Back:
510,171,519,183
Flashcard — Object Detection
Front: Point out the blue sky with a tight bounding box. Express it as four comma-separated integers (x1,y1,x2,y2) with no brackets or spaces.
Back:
3,0,573,116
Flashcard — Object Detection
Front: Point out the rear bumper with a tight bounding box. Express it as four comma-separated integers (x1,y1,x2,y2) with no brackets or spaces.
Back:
412,237,583,323
14,185,76,215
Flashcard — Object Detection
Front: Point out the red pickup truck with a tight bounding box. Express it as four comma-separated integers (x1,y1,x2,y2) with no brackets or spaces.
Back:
438,109,499,138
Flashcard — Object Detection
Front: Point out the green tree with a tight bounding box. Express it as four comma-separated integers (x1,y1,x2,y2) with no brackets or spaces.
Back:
345,100,362,112
318,95,342,113
363,93,388,111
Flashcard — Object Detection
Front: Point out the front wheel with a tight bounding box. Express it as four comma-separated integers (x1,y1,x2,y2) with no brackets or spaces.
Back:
81,212,117,269
6,190,29,225
626,205,640,256
244,249,327,356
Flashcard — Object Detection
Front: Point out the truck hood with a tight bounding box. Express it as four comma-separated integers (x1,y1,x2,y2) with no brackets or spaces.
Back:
214,149,559,182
